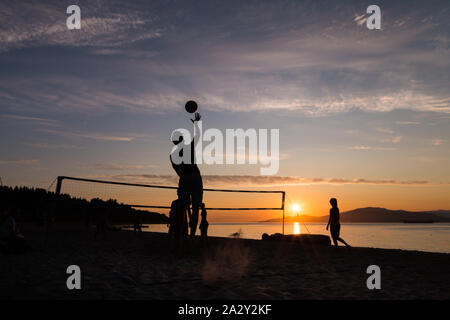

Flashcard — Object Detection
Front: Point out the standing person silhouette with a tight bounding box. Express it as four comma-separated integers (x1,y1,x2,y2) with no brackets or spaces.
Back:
326,198,351,248
199,203,209,247
170,111,203,239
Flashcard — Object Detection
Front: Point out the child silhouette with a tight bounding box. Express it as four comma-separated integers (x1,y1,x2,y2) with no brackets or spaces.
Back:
199,203,209,247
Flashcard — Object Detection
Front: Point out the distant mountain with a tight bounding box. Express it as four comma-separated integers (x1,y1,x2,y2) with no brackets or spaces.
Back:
262,207,450,223
425,210,450,219
265,215,327,223
338,207,450,223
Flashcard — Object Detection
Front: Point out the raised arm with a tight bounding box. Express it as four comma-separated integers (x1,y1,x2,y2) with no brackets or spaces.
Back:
191,112,201,142
191,112,201,164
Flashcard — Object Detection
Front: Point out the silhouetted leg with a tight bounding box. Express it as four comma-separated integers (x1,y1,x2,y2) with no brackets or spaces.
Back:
331,225,339,247
189,173,203,239
337,238,351,247
187,207,192,228
183,208,189,241
190,206,199,238
332,236,338,247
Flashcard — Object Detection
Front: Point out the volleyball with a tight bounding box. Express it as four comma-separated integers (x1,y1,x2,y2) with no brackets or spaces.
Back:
185,100,198,113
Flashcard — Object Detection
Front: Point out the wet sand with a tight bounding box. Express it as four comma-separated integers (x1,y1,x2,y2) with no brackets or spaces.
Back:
1,223,449,299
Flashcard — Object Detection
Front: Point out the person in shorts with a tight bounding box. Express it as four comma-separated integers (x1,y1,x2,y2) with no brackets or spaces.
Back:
326,198,350,248
170,112,203,239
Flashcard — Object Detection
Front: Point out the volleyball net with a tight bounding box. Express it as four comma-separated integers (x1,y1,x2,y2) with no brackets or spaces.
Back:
53,176,287,231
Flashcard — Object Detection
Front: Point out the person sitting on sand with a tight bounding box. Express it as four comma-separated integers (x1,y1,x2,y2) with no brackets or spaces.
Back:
199,203,209,246
133,211,143,234
44,196,57,242
326,198,350,248
91,199,107,239
0,208,29,254
0,208,16,245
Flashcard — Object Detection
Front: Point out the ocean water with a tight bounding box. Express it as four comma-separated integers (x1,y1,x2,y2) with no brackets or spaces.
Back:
138,222,450,254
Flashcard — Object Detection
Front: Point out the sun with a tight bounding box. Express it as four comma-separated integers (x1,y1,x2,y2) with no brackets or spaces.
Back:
292,203,301,214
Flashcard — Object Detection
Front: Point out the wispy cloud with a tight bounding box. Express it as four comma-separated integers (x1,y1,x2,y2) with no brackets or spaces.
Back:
396,121,420,125
93,163,157,171
375,128,395,135
76,133,135,142
109,174,434,187
354,13,368,26
431,138,445,146
0,2,161,52
1,114,58,123
347,145,395,151
0,159,39,165
1,1,449,116
39,128,141,142
410,156,440,164
375,136,403,144
26,142,82,149
372,127,403,144
0,75,188,115
0,114,60,128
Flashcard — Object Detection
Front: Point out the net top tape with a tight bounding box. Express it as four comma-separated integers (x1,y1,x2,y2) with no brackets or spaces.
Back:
58,176,285,194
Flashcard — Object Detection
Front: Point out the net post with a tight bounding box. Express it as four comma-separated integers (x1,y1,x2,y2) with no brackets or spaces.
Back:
282,191,286,235
55,176,64,195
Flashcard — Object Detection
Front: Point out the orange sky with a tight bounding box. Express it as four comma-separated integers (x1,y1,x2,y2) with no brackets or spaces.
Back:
1,1,449,223
60,179,450,222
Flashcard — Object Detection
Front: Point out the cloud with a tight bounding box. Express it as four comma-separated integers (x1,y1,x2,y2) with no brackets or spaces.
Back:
347,145,395,151
376,128,395,135
76,133,135,142
431,138,445,146
26,143,82,149
355,17,368,26
410,156,440,164
0,0,449,117
0,114,60,128
353,14,366,22
93,163,157,170
395,121,420,125
0,1,161,52
109,174,433,187
0,0,449,119
372,127,403,144
1,114,58,123
0,75,189,115
39,128,141,142
375,136,403,144
0,159,39,165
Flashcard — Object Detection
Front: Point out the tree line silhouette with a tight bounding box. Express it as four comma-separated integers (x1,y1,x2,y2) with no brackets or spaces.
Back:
0,186,168,225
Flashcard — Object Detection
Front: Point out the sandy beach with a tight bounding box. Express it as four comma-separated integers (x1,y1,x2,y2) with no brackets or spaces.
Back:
1,223,449,300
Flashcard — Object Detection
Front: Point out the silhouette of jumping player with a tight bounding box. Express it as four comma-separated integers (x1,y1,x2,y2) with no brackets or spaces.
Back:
326,198,351,248
170,112,203,239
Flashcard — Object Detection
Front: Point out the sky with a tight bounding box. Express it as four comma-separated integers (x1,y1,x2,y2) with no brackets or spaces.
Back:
0,0,449,220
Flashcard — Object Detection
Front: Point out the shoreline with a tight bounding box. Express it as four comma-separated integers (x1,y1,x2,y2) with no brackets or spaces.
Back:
128,222,450,254
1,223,449,299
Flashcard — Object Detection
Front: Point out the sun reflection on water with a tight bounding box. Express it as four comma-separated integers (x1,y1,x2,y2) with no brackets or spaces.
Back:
293,222,301,234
